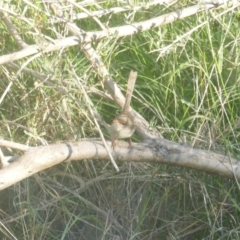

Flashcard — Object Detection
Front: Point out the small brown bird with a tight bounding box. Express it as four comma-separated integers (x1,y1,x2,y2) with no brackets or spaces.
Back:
110,71,137,149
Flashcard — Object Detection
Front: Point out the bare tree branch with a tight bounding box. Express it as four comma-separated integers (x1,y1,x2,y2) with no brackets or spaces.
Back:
0,139,239,190
0,11,28,48
70,0,177,20
0,0,237,64
0,139,30,151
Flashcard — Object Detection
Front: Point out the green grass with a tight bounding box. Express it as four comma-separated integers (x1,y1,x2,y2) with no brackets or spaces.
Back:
1,1,240,239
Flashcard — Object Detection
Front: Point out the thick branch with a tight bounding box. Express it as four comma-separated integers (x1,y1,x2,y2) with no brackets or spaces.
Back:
0,139,239,190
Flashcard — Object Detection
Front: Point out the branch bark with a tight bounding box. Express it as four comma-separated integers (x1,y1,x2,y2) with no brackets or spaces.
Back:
0,138,239,190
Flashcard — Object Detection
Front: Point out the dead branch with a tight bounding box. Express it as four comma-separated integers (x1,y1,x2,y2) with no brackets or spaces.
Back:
0,1,236,64
0,138,239,190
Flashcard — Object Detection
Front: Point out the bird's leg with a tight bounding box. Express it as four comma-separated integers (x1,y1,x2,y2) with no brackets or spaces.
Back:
112,139,117,150
128,137,133,148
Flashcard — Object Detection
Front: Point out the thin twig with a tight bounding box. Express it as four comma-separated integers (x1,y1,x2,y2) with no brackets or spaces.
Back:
0,10,29,48
70,0,177,20
67,0,108,31
0,139,30,151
